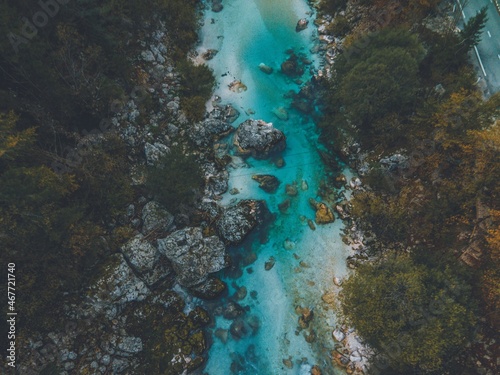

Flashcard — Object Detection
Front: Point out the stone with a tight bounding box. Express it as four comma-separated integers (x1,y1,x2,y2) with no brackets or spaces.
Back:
229,318,248,339
307,219,316,231
228,80,247,92
229,188,240,195
144,142,170,165
121,234,172,286
333,328,345,342
272,106,289,121
322,292,335,305
212,0,223,12
189,277,227,300
87,254,149,315
214,328,229,343
296,18,309,32
301,179,308,191
117,336,143,354
283,357,293,369
141,201,174,234
286,184,298,196
252,174,280,193
309,199,335,224
283,239,295,250
258,63,274,74
311,365,322,375
281,53,304,77
202,49,218,60
278,199,291,213
157,227,228,287
190,118,234,147
233,119,286,159
265,257,276,271
223,301,245,320
215,200,270,244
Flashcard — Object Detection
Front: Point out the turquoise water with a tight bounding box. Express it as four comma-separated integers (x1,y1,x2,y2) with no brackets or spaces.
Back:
198,1,350,374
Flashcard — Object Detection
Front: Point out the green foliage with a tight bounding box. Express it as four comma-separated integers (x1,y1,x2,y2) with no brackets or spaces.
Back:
459,6,488,52
177,60,215,121
318,0,348,14
146,147,204,212
340,255,477,372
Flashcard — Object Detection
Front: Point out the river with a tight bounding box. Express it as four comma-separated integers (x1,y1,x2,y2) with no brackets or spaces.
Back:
197,1,350,373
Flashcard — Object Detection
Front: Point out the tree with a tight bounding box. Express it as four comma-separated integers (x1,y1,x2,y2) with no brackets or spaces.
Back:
146,146,204,212
340,255,477,372
459,6,488,52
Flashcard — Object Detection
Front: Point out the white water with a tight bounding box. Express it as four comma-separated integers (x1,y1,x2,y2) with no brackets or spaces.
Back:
198,1,350,374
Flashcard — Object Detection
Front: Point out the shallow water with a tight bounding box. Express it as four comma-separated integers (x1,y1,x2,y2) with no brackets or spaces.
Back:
198,1,350,374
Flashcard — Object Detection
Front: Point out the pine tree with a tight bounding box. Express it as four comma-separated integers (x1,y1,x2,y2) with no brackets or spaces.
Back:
459,6,488,51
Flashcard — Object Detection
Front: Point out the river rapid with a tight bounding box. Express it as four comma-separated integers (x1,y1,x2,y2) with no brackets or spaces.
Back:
197,1,350,374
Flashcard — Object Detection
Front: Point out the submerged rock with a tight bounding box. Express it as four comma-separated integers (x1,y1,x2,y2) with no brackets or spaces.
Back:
215,200,270,244
272,106,289,120
285,183,298,196
258,63,273,74
278,199,291,213
233,119,286,159
228,80,247,92
296,18,309,32
223,301,245,320
281,52,304,78
212,0,223,12
252,174,280,193
264,257,276,271
157,227,228,287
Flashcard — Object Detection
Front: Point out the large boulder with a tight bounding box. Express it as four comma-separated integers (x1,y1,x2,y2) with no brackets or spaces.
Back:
121,234,173,287
233,119,286,159
141,201,174,234
189,118,234,148
87,254,150,316
215,200,270,244
296,18,309,32
309,198,335,224
281,53,305,78
157,227,228,287
252,174,280,193
144,142,170,165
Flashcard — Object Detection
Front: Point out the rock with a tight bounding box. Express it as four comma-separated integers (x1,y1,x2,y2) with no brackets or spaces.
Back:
223,301,245,320
233,119,286,159
229,188,240,195
142,201,175,234
272,106,289,120
298,308,314,329
285,184,298,196
144,142,170,165
305,330,316,343
157,227,228,287
307,219,316,231
117,336,143,354
274,157,285,168
309,199,335,224
229,318,248,339
190,118,234,147
202,49,218,60
311,365,322,375
281,53,304,77
88,254,149,315
333,328,345,342
301,179,309,191
278,199,291,213
141,50,155,62
215,200,270,244
233,286,247,300
283,357,293,369
223,104,240,123
252,174,280,193
283,239,295,250
212,0,223,12
228,80,247,92
214,328,229,343
321,292,335,305
189,277,227,300
296,18,309,32
333,277,343,286
264,257,276,271
121,234,172,286
350,351,362,363
258,63,274,74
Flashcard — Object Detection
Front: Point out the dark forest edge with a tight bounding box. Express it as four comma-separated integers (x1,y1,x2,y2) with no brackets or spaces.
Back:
316,0,498,374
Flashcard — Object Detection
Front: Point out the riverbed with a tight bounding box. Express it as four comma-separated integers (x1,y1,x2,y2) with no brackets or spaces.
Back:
197,1,350,373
